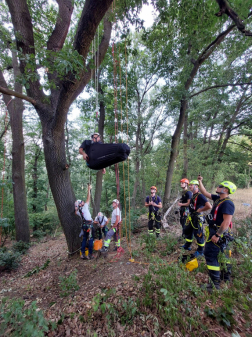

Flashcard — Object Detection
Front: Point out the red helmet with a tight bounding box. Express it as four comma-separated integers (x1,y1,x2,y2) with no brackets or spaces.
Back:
150,186,157,191
180,178,189,184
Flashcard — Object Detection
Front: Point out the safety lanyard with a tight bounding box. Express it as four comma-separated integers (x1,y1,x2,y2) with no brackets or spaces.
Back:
192,192,200,210
213,198,229,221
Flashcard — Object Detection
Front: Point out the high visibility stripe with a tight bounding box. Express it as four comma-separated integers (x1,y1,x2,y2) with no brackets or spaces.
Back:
104,238,111,247
156,229,161,233
197,242,205,246
207,265,220,271
186,239,193,242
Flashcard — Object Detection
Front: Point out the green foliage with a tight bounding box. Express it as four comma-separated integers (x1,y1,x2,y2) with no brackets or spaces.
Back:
0,297,54,337
204,305,236,329
0,250,21,271
11,241,30,255
24,259,50,278
30,211,59,234
141,233,157,253
59,269,80,297
32,230,46,239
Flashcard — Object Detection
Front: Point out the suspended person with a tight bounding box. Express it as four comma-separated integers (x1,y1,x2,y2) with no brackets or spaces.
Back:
177,178,192,238
145,186,162,238
181,180,211,257
99,199,122,255
79,133,130,172
79,133,106,174
198,176,236,292
75,184,95,260
93,212,109,240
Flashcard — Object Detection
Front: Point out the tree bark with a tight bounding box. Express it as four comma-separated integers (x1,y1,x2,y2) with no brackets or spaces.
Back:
0,54,30,243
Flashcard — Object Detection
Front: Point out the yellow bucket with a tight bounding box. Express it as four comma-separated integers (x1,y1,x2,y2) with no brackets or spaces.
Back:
186,258,198,272
85,248,89,256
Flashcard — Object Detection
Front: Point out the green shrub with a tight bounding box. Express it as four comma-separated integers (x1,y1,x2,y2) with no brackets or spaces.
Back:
59,269,80,297
0,297,54,336
12,241,30,255
29,211,59,234
32,230,46,239
0,250,21,271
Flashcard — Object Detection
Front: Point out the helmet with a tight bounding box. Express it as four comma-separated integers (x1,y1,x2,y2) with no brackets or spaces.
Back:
150,186,157,191
75,200,82,208
112,199,119,205
98,212,103,216
180,178,189,184
219,181,237,194
189,180,199,186
91,132,100,139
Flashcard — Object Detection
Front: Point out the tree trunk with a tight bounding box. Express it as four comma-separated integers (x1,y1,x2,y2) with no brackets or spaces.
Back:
183,109,188,177
163,25,234,204
0,53,30,243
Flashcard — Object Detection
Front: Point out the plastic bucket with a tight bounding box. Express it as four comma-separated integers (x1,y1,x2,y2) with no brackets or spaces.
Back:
93,239,103,251
186,258,198,271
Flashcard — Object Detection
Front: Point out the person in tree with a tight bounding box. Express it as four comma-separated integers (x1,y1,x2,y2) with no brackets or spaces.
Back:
177,178,192,238
93,212,109,240
99,199,122,254
79,133,130,173
145,186,162,238
198,176,236,292
181,180,211,257
79,133,106,174
75,184,95,260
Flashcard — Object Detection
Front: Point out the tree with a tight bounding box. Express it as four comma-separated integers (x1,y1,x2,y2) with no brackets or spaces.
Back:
0,0,113,252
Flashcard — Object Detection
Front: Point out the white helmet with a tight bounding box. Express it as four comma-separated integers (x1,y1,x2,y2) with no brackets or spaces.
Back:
98,212,103,216
112,199,119,205
91,132,100,139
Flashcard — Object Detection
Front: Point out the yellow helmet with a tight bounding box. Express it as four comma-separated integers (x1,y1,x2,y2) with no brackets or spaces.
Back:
219,181,237,194
189,180,199,186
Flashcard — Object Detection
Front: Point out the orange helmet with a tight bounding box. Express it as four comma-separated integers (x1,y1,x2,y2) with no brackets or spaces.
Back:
150,186,157,191
180,178,189,184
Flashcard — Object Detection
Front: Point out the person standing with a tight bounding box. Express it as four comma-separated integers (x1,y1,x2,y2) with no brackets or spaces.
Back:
99,199,122,254
177,178,192,237
75,184,95,260
145,186,162,238
93,212,109,240
181,180,211,256
198,176,236,291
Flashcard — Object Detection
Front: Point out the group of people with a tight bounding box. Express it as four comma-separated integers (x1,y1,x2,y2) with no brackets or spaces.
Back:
75,187,122,260
144,177,236,291
78,133,236,291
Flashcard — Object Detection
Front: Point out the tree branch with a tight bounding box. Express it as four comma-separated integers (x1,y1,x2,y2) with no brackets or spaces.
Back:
228,141,252,153
215,0,252,36
190,82,252,98
0,86,36,105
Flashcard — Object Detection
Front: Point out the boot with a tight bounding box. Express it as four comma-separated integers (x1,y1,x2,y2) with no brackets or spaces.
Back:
180,244,192,251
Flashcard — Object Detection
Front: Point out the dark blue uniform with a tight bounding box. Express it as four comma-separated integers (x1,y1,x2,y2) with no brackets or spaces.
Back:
180,190,193,231
146,195,162,237
204,195,235,284
183,192,208,253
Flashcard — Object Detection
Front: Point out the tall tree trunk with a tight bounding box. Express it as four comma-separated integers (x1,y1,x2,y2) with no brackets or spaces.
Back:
163,25,234,204
0,53,30,243
183,109,188,177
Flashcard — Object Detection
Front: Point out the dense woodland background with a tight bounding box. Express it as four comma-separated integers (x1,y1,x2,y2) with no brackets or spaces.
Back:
0,0,252,246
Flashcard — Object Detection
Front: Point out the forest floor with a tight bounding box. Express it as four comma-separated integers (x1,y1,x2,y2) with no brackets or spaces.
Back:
1,189,252,337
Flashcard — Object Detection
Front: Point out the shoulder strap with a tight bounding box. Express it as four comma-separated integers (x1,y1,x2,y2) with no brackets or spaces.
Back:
213,197,230,221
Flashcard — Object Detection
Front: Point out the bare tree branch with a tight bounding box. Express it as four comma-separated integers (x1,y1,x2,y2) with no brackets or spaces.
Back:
215,0,252,36
190,82,252,98
0,86,36,105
